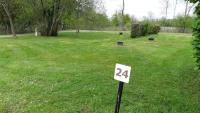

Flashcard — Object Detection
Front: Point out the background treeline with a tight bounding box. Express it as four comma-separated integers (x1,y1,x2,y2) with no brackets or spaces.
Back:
0,0,196,36
111,12,195,33
0,0,110,36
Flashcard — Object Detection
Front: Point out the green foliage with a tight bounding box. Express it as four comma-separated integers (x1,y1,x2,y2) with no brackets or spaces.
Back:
0,0,111,35
0,0,25,34
139,24,148,36
123,14,132,28
131,23,160,38
189,0,200,69
111,12,131,29
131,24,140,38
193,19,200,68
111,13,120,27
148,25,160,34
157,16,195,29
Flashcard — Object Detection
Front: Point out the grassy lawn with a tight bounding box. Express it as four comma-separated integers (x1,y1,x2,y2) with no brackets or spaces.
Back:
0,32,199,113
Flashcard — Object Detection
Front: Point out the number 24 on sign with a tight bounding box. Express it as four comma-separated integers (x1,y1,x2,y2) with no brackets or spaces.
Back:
114,64,131,83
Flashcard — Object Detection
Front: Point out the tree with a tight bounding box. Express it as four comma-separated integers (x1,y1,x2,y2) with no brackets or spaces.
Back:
0,0,17,37
111,12,120,27
184,0,196,16
182,0,196,32
160,0,170,19
131,15,137,24
147,11,155,20
74,0,94,33
111,12,131,29
174,15,194,32
112,0,125,31
121,0,125,31
123,14,131,28
26,0,74,36
188,0,200,69
173,0,178,18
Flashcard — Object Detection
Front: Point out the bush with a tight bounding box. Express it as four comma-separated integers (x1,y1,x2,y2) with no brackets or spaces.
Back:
139,23,148,36
193,19,200,69
131,24,140,38
149,25,160,34
131,23,160,38
190,1,200,69
148,36,155,41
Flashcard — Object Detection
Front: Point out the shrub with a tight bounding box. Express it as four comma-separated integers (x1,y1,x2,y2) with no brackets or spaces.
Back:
148,36,155,41
150,25,160,34
139,23,148,36
193,18,200,69
131,24,140,38
131,23,160,38
190,0,200,69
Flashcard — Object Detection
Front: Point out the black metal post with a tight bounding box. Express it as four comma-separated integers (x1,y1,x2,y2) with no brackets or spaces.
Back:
115,81,124,113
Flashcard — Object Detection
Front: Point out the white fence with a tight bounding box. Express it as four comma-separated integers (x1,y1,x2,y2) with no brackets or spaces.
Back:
160,27,192,33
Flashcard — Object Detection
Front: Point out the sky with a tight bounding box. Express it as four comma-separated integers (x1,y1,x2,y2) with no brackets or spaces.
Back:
104,0,193,19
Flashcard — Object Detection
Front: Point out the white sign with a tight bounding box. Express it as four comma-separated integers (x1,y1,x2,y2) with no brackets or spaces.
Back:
114,64,131,83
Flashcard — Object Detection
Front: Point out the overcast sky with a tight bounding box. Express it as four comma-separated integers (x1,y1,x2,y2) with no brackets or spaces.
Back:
104,0,194,19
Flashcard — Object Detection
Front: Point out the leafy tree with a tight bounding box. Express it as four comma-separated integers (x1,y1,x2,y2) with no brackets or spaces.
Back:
124,14,131,28
74,0,94,33
111,12,131,29
188,0,200,69
26,0,74,36
157,15,195,29
111,12,120,27
64,0,109,31
0,0,21,37
174,15,194,31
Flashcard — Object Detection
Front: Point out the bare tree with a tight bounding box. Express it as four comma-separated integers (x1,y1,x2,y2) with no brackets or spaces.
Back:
182,0,196,32
160,0,170,19
94,0,106,14
184,0,196,16
131,15,137,24
147,11,155,20
121,0,125,31
0,0,16,37
173,0,178,18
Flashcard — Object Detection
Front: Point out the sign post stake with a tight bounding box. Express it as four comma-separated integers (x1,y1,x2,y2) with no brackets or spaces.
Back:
114,63,131,113
115,81,124,113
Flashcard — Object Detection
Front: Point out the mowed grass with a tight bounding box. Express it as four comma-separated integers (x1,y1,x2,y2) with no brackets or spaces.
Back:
0,32,199,113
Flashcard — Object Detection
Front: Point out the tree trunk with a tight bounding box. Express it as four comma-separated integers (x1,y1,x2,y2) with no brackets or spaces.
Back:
165,0,169,19
76,11,80,33
76,0,81,33
183,0,189,33
121,0,125,31
6,24,9,34
50,22,58,36
2,4,16,37
173,0,178,18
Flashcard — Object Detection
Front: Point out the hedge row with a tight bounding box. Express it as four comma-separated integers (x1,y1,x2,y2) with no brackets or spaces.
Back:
191,1,200,69
131,23,160,38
